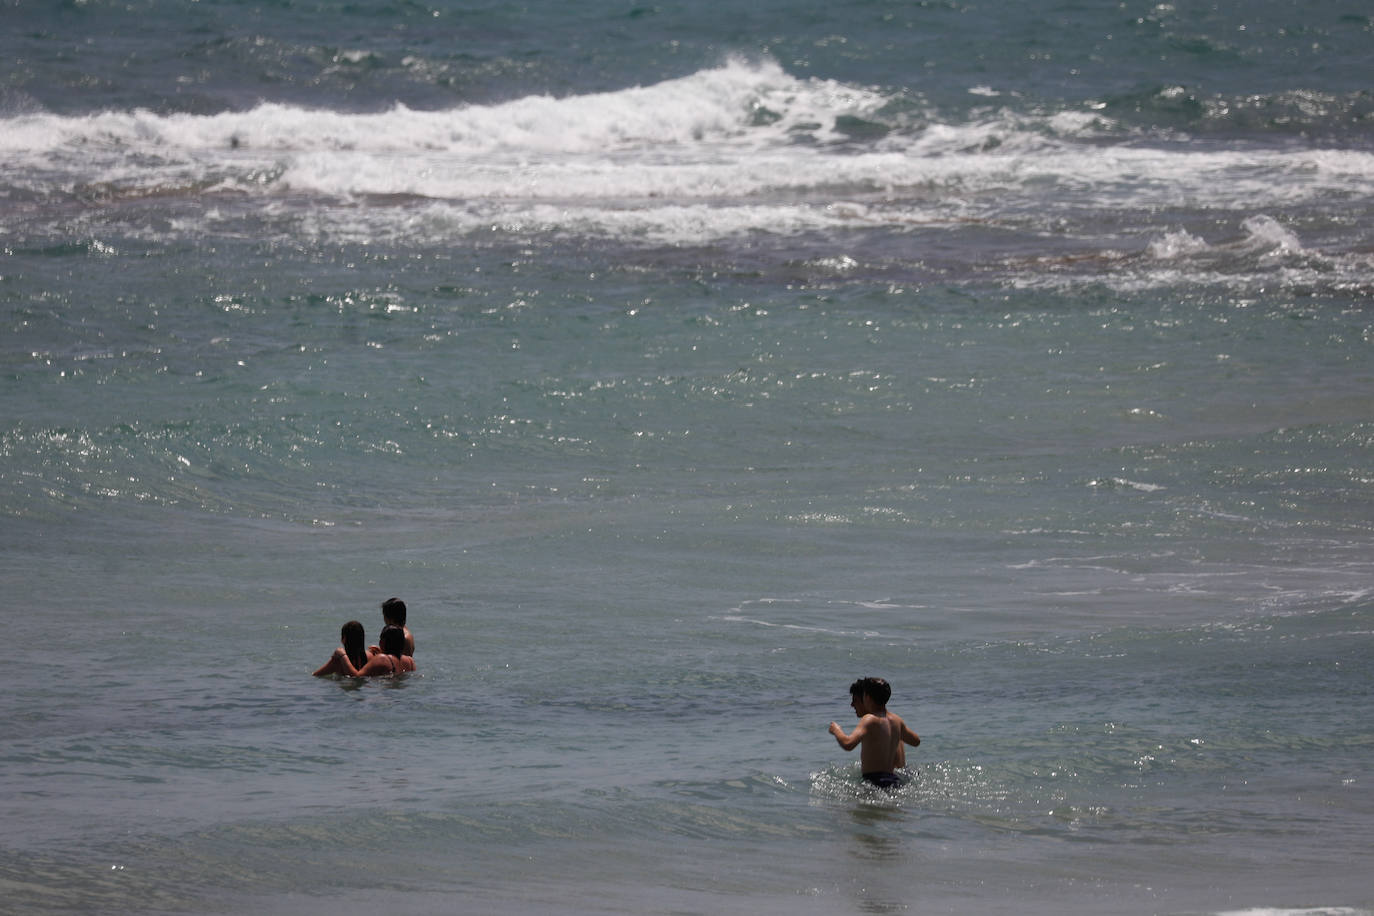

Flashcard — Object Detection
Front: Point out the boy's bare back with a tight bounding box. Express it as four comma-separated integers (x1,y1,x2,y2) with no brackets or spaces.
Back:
828,677,921,781
856,712,901,773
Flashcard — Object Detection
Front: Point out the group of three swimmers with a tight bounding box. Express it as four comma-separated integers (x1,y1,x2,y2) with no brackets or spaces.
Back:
312,597,416,677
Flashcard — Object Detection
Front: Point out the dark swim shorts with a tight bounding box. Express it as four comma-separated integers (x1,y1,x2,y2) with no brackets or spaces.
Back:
863,771,906,790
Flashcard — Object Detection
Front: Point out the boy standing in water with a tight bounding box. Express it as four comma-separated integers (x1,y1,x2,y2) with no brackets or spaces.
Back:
827,677,921,788
368,597,414,657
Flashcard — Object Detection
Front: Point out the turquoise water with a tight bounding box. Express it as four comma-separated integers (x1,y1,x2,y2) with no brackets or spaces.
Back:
3,1,1373,913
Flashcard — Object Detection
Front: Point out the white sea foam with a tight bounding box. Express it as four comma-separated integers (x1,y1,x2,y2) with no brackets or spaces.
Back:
1240,214,1305,256
1213,909,1371,916
4,57,1374,254
0,57,875,159
1148,229,1211,259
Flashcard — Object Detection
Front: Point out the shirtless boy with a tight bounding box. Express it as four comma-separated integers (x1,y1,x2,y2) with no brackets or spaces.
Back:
367,597,414,657
827,676,921,788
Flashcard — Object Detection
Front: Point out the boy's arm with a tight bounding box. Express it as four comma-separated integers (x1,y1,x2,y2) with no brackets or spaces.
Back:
889,711,920,747
828,716,870,752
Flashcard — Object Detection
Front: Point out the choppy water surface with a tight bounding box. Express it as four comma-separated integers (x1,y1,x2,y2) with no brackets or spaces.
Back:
2,0,1372,913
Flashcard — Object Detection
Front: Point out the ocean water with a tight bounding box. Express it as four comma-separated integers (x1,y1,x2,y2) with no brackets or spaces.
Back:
2,0,1373,913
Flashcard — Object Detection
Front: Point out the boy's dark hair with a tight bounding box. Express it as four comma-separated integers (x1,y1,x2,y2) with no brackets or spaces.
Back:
381,597,407,626
849,677,892,707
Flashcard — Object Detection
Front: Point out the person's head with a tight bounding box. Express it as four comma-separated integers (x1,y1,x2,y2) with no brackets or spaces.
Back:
341,620,367,669
379,624,407,657
848,677,892,713
381,597,407,627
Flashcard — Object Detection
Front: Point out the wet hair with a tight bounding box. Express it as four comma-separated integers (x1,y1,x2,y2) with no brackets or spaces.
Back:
849,677,892,707
379,624,407,657
341,620,367,670
381,597,407,626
